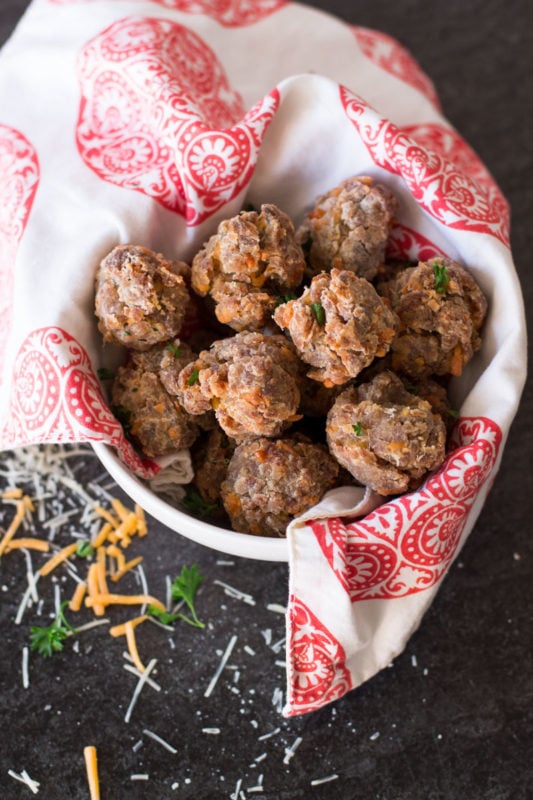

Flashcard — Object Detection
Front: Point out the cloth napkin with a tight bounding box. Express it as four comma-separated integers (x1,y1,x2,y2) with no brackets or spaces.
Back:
0,0,526,717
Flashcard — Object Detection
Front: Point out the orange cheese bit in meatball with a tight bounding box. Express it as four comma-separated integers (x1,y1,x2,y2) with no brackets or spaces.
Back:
175,332,302,441
378,257,487,379
95,244,191,350
326,370,446,496
273,268,398,387
220,437,339,537
191,204,305,331
296,175,398,280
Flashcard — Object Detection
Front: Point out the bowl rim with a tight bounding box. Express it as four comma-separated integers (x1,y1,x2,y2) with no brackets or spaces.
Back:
91,441,290,562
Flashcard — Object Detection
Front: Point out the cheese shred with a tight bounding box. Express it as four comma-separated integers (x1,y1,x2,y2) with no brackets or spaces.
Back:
39,542,79,577
83,746,101,800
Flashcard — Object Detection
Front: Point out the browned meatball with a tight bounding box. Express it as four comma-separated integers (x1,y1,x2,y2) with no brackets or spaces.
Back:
95,244,191,350
191,427,236,505
378,257,487,378
326,371,446,495
296,176,398,280
191,204,305,331
175,332,302,440
220,437,339,536
111,341,201,458
273,268,398,387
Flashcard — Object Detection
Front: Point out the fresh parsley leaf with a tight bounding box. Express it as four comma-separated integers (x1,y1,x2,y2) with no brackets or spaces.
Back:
30,601,76,657
170,564,205,629
182,489,218,519
432,260,450,294
75,540,94,558
310,302,325,326
97,367,114,381
147,605,180,626
165,342,182,358
111,404,132,434
187,368,200,386
352,422,363,436
275,292,298,307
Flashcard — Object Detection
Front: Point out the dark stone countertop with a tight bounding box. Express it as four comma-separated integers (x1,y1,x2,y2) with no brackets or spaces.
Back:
0,1,531,798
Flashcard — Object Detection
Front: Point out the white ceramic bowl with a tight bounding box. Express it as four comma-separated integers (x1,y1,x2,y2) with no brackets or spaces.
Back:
92,441,289,561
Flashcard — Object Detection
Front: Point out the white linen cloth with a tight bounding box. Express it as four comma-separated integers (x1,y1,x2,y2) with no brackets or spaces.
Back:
0,0,526,716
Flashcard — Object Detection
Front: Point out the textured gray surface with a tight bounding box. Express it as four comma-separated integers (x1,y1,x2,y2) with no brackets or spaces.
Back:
0,2,531,799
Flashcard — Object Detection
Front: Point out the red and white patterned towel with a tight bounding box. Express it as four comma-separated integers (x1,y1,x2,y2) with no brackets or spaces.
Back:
0,1,526,716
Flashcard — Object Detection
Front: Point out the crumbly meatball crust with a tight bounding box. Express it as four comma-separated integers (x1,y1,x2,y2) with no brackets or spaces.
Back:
221,437,339,536
191,204,305,331
296,175,398,280
175,332,302,440
378,257,487,378
112,343,201,458
273,268,398,386
95,244,191,350
326,371,446,495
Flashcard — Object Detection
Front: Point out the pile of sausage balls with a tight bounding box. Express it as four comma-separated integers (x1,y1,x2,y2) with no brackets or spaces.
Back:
95,175,487,537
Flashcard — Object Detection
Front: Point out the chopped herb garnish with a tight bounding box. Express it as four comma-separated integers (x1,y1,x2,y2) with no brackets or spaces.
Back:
310,302,326,326
170,564,205,629
147,605,180,626
352,422,363,436
97,367,114,381
75,540,94,559
275,292,298,307
111,404,132,434
433,260,450,294
30,601,76,657
165,342,182,358
182,488,217,519
187,368,200,386
446,408,460,419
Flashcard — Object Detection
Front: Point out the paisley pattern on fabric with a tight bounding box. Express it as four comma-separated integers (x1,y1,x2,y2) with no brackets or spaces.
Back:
340,86,510,246
311,417,502,601
285,595,353,716
0,327,159,478
76,16,279,224
0,126,39,384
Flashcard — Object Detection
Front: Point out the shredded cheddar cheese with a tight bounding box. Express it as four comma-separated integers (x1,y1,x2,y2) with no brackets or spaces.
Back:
110,615,148,673
83,745,101,800
69,581,87,612
0,497,31,556
4,537,50,553
38,542,79,576
85,593,165,612
110,556,143,583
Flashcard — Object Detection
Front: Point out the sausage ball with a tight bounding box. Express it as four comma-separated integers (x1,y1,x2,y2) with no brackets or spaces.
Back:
296,175,398,280
175,332,302,440
95,244,191,350
326,370,446,495
191,204,306,331
221,437,339,536
378,257,487,378
111,340,201,458
273,268,398,387
191,427,235,506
